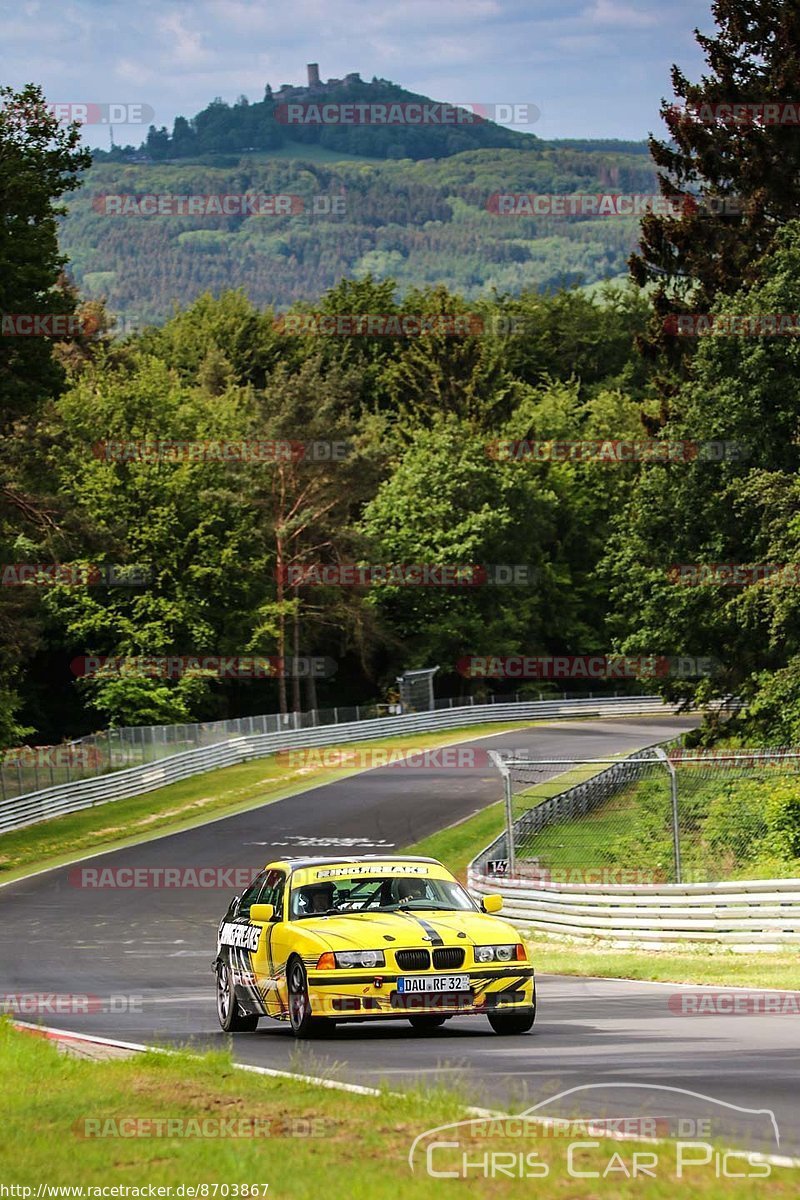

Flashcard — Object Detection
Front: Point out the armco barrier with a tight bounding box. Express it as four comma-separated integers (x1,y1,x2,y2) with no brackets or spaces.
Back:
468,724,800,949
0,695,678,834
467,866,800,951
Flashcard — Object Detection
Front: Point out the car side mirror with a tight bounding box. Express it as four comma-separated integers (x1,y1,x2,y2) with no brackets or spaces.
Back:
481,894,503,914
250,903,276,923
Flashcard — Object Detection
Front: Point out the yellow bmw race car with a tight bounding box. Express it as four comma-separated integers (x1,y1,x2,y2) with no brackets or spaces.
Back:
213,855,535,1037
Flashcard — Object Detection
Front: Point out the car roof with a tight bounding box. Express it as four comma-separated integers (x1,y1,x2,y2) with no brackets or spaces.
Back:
271,855,442,874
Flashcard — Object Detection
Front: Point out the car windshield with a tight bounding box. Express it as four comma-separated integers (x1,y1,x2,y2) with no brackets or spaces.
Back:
289,873,476,919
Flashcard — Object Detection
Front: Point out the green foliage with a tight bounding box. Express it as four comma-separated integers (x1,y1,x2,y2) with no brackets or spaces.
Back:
0,276,649,739
0,690,34,752
81,671,214,727
0,84,92,425
360,416,561,667
98,76,538,164
547,772,800,881
0,84,91,749
763,781,800,859
58,148,658,326
634,0,800,311
606,221,800,709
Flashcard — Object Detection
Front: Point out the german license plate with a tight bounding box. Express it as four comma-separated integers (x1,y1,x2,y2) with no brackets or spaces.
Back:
397,974,469,993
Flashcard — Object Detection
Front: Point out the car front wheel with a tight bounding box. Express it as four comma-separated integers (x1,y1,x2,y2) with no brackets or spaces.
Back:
216,959,259,1033
487,1005,536,1035
287,957,331,1038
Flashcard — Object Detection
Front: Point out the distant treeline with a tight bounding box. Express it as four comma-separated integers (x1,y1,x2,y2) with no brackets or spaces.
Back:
63,148,658,325
96,77,540,164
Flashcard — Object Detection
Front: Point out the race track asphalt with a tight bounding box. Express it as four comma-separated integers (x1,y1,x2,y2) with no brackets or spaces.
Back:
2,715,798,1158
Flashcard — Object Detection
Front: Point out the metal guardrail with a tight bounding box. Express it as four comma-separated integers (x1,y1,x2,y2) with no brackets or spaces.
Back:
468,866,800,950
0,687,660,800
469,724,800,948
0,694,677,833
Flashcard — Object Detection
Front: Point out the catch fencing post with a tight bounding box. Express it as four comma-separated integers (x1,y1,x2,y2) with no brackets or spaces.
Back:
489,751,516,877
654,746,681,884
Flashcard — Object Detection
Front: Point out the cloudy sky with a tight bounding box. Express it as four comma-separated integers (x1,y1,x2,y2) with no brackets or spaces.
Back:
0,0,715,146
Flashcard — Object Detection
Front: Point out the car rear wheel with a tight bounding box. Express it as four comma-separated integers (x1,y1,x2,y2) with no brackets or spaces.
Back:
408,1015,447,1032
487,1006,535,1035
216,959,259,1032
288,957,331,1038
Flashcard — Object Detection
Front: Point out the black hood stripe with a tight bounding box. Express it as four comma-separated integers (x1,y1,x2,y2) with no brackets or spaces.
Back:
394,911,445,946
416,916,444,946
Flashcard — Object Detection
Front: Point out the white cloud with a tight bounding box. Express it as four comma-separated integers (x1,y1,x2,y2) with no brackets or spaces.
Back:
585,0,660,28
0,0,710,142
155,11,211,69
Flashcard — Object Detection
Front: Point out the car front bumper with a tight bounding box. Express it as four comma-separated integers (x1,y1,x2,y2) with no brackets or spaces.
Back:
304,965,535,1020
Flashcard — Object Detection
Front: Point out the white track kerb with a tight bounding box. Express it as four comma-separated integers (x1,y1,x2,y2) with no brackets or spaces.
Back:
15,1023,800,1173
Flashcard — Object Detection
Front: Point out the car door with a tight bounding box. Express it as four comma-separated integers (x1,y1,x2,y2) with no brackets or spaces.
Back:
218,870,270,1013
249,868,288,1017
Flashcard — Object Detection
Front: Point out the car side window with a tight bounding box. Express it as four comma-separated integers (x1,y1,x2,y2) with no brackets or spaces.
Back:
237,871,268,919
261,870,286,920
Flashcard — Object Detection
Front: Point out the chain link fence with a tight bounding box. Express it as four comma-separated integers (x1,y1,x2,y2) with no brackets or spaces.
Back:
0,687,636,802
483,747,800,884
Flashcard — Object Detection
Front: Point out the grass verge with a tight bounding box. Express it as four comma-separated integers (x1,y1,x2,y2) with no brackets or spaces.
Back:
0,722,523,886
405,760,605,880
524,938,800,990
1,1022,793,1196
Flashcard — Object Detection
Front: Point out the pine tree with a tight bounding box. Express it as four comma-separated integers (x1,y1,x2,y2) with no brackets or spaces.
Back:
631,0,800,372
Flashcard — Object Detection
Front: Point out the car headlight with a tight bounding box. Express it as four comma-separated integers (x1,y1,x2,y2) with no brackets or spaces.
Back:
334,950,386,969
474,944,525,963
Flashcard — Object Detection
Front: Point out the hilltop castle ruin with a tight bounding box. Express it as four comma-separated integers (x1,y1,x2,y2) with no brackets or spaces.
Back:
275,65,362,101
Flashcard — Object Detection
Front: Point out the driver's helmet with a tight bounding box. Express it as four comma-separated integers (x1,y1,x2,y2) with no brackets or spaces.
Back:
296,882,336,915
396,877,426,901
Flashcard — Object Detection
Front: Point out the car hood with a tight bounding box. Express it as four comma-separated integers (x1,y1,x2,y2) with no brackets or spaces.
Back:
294,909,521,952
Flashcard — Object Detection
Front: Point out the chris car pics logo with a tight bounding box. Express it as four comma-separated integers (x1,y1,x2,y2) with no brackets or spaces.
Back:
408,1083,780,1181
